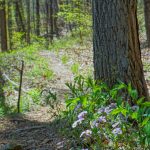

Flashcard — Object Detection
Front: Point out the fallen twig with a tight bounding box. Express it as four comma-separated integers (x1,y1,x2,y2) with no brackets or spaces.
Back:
2,73,27,93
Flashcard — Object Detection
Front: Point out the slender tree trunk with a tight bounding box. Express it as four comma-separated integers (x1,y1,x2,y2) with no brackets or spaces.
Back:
14,0,26,33
36,0,40,36
49,0,54,42
8,0,13,49
53,0,59,37
0,0,8,51
26,0,30,44
93,0,149,99
45,0,49,39
144,0,150,47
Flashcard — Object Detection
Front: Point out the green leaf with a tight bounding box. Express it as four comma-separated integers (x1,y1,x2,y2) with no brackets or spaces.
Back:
141,117,150,127
127,83,138,99
121,109,128,116
66,97,80,107
111,108,122,115
131,112,138,119
137,97,144,105
111,107,128,116
141,102,150,107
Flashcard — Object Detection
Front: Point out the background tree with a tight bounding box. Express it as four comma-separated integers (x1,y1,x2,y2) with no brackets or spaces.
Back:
93,0,149,99
144,0,150,47
0,0,8,51
26,0,31,44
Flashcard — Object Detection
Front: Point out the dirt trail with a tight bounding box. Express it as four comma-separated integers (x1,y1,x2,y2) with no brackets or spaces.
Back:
0,50,75,150
39,50,74,90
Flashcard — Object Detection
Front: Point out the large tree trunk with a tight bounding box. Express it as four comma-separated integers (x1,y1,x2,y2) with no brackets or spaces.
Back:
0,0,8,51
93,0,149,99
144,0,150,47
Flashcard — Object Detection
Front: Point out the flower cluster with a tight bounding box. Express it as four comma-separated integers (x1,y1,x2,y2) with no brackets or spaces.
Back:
80,130,92,138
72,103,123,147
112,127,122,136
98,103,117,115
72,111,87,128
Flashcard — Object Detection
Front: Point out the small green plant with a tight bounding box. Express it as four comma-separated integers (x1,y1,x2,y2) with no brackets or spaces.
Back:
27,57,54,80
11,32,26,49
71,63,80,75
28,88,41,104
42,89,63,117
61,55,69,64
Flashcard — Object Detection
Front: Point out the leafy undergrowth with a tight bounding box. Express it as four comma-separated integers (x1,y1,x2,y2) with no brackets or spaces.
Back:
0,33,149,149
0,43,55,114
0,34,92,115
61,76,150,149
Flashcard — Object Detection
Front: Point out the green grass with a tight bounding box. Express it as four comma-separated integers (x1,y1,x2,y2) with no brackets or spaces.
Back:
0,34,84,114
0,42,54,114
61,55,70,64
144,62,150,72
49,35,84,52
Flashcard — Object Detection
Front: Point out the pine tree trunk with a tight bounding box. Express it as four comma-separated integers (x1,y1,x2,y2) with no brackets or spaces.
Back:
144,0,150,47
93,0,149,99
0,0,8,51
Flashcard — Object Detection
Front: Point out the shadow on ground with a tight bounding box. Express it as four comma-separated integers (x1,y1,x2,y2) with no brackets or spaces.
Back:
0,114,71,150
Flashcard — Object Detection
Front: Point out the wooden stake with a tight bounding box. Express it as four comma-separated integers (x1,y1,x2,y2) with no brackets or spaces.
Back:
17,60,24,113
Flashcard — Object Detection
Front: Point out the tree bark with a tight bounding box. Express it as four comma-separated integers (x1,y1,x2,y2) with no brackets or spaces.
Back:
144,0,150,47
36,0,40,36
49,0,54,42
26,0,31,44
8,0,13,49
14,0,26,33
53,0,59,37
93,0,149,99
0,0,8,51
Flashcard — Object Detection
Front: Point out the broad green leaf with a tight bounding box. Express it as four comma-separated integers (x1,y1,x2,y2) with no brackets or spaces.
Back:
141,102,150,107
131,112,138,119
141,117,150,127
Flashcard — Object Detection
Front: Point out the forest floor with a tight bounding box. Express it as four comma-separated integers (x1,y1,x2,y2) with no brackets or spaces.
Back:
0,38,149,150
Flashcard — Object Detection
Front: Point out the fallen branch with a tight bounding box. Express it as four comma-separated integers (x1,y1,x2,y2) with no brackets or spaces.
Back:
2,73,18,87
2,73,27,93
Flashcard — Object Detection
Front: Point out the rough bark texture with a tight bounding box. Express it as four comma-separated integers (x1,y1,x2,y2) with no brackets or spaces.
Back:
93,0,149,99
144,0,150,47
0,0,8,51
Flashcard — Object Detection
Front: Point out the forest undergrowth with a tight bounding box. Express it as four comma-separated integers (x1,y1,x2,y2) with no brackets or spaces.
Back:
0,33,149,149
0,35,94,149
